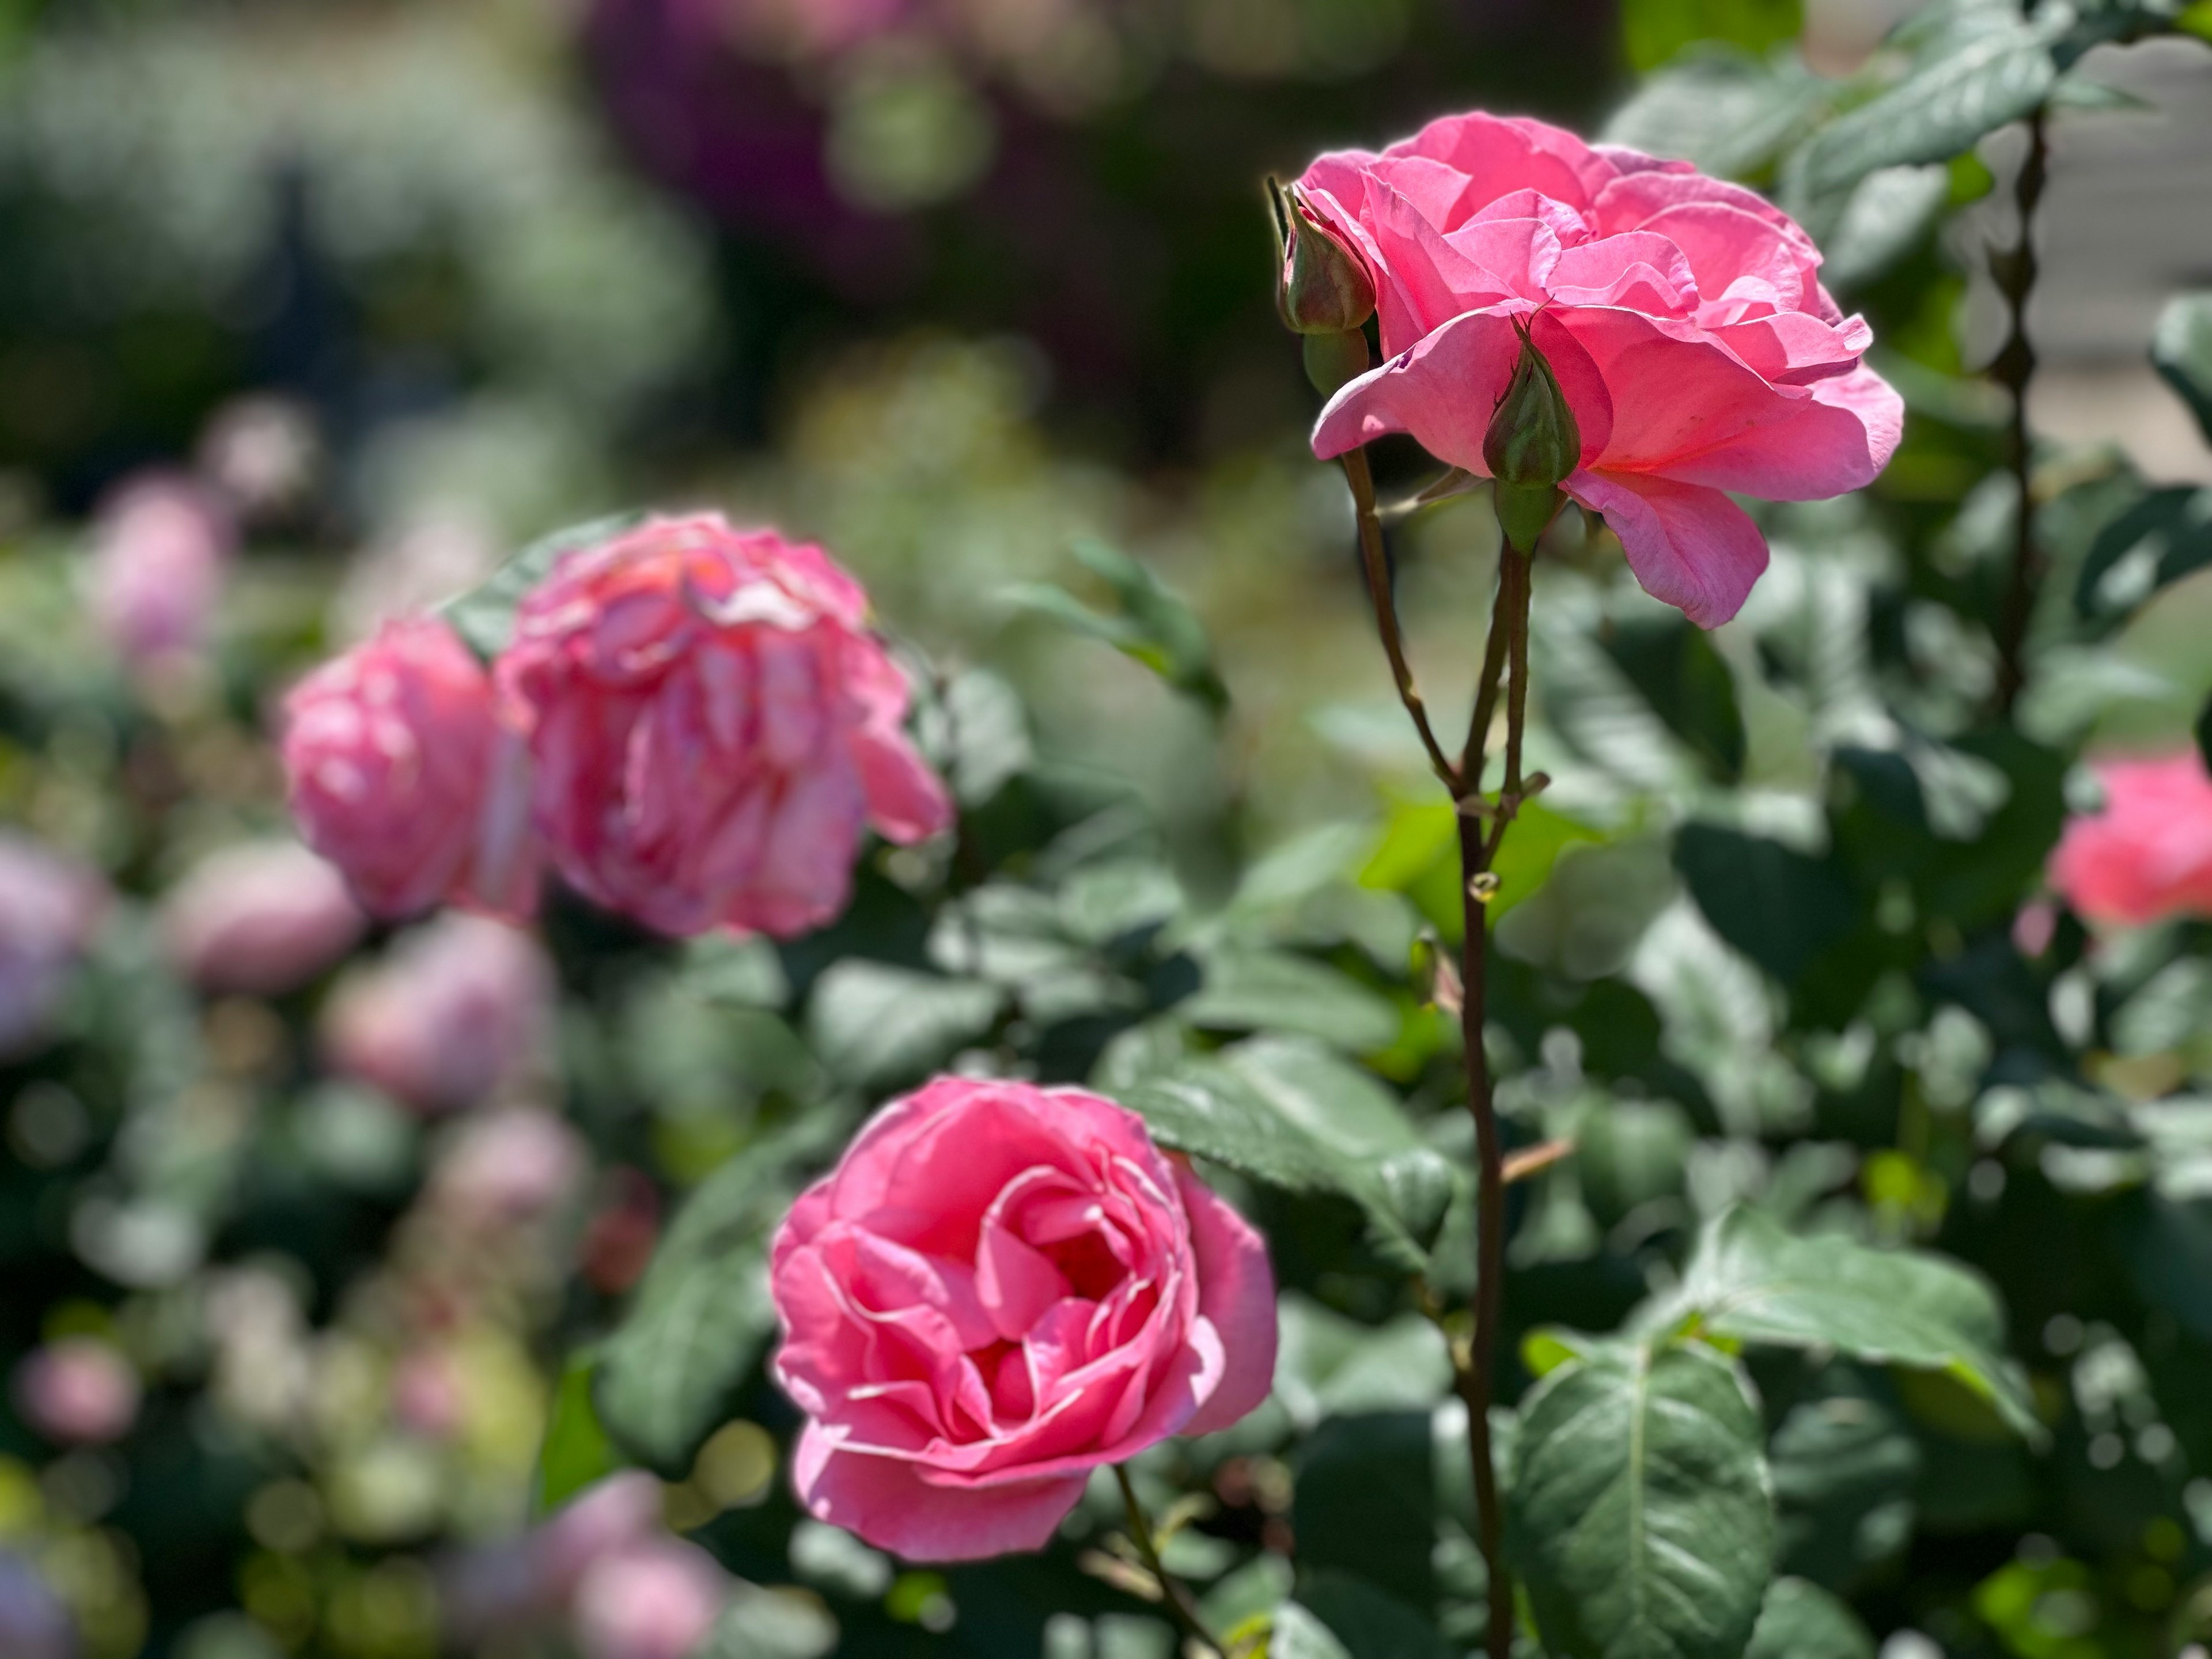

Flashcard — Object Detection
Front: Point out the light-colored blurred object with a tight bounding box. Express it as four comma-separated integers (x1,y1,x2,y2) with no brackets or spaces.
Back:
425,1105,585,1225
331,514,504,642
12,1338,142,1446
195,396,322,524
571,1538,730,1659
321,914,554,1114
160,841,366,997
2031,363,2212,485
0,1552,75,1659
82,473,233,668
0,832,108,1059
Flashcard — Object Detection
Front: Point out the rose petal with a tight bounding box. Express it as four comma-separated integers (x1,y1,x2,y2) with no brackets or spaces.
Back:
793,1423,1086,1562
1566,469,1771,629
1174,1166,1277,1435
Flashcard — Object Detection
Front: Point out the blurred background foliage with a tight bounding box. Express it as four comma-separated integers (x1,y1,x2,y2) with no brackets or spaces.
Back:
2,1,2212,1657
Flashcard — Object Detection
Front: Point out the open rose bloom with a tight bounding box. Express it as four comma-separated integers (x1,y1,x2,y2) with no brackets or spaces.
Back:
771,1078,1276,1561
499,515,952,938
2048,752,2212,927
1300,112,1903,625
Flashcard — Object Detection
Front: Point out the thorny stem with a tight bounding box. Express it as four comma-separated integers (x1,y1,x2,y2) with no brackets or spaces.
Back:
1992,103,2050,715
1115,1464,1222,1658
1343,464,1535,1659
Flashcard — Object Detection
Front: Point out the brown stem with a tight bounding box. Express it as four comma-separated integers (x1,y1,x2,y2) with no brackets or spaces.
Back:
1486,550,1533,864
1341,448,1460,791
1114,1465,1222,1658
1991,103,2049,716
1460,560,1514,787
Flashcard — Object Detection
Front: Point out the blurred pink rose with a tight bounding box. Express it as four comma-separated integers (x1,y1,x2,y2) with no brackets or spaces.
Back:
2048,752,2212,927
283,616,540,921
0,833,108,1058
321,914,553,1113
498,514,952,938
196,395,320,523
533,1472,665,1605
771,1077,1276,1561
13,1337,141,1445
161,842,366,997
572,1539,729,1659
1300,112,1903,626
84,472,233,664
428,1106,586,1225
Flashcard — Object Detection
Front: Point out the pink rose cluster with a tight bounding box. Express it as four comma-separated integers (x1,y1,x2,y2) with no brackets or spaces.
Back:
770,1077,1277,1562
283,514,950,941
1296,112,1903,626
2048,751,2212,927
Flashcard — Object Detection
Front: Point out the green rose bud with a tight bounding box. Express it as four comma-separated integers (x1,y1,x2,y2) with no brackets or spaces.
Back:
1483,322,1580,555
1268,178,1376,338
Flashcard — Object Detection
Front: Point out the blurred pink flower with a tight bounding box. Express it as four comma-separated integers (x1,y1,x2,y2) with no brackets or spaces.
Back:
13,1337,141,1446
2048,751,2212,927
84,472,234,664
771,1076,1277,1560
572,1539,730,1659
0,832,108,1059
533,1473,666,1605
1300,112,1903,626
283,616,540,922
0,1553,73,1659
321,913,554,1113
498,514,952,938
161,842,366,997
196,396,320,523
428,1106,586,1225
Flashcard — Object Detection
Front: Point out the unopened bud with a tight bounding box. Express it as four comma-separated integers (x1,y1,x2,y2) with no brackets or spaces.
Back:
1269,178,1375,337
1484,323,1580,555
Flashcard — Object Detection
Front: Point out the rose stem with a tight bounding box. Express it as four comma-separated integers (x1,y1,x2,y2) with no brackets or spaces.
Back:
1343,452,1529,1659
1113,1464,1223,1657
1991,101,2050,716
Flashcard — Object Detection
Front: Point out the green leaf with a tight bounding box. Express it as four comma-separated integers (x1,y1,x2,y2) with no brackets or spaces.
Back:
594,1130,827,1475
1654,1207,2041,1440
1674,824,1857,985
2072,487,2212,620
1508,1336,1776,1659
441,510,644,660
1294,1419,1438,1612
1005,540,1227,714
533,1354,624,1514
1770,1372,1921,1590
933,666,1033,807
1117,1052,1453,1273
1599,615,1747,782
1789,13,2059,202
1296,1573,1455,1659
1180,949,1400,1054
1622,0,1803,72
2153,291,2212,446
698,1584,840,1659
1744,1578,1876,1659
1270,1603,1355,1659
804,961,1005,1089
1603,50,1834,181
1275,1294,1455,1427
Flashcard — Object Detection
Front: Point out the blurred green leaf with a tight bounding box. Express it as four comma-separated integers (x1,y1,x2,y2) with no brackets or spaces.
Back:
1297,1571,1455,1659
1622,0,1803,81
533,1354,623,1514
2154,291,2212,445
804,962,1005,1089
1294,1418,1438,1613
1508,1336,1775,1659
1005,540,1228,714
1603,48,1834,180
1675,824,1856,985
1744,1577,1876,1659
1274,1294,1455,1427
1271,1602,1356,1659
700,1584,840,1659
1599,615,1747,782
1770,1371,1921,1590
1652,1207,2041,1439
442,510,645,660
1180,949,1400,1053
2072,487,2212,619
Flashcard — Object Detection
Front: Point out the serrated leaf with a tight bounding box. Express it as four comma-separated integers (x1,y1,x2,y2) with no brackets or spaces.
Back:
2154,291,2212,445
1508,1337,1776,1659
1744,1578,1875,1659
1653,1207,2041,1439
804,961,1005,1089
441,510,645,660
1180,949,1400,1054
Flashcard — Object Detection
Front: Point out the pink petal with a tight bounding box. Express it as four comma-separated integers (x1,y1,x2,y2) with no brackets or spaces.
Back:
854,725,953,843
1567,469,1770,628
1174,1166,1278,1436
1547,231,1699,316
1657,362,1904,501
793,1423,1085,1562
1389,111,1605,210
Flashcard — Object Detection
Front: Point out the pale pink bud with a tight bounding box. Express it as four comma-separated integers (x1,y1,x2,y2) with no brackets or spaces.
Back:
532,1472,665,1604
13,1338,141,1445
160,842,366,997
84,473,233,664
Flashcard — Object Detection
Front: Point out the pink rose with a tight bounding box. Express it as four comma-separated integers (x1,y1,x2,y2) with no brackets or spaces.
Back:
1298,112,1904,626
571,1540,728,1659
0,832,108,1059
498,514,952,938
13,1338,141,1445
2048,751,2212,927
161,842,366,997
283,616,539,921
84,472,233,664
321,913,553,1113
770,1077,1277,1562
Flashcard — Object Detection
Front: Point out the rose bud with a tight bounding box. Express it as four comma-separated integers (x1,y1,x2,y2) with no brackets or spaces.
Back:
2048,751,2212,927
83,472,233,667
283,616,540,922
161,842,366,997
1484,323,1582,554
0,832,108,1060
771,1076,1276,1562
571,1540,729,1659
498,514,952,939
13,1337,141,1445
1270,177,1375,336
320,913,552,1114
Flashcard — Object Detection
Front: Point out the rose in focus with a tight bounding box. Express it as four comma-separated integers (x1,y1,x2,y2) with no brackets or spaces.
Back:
1298,112,1903,626
2048,751,2212,927
498,514,951,938
770,1077,1276,1561
283,616,539,922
